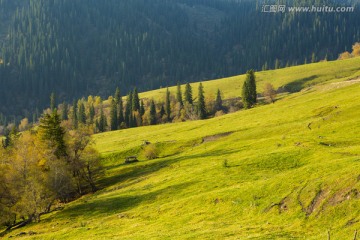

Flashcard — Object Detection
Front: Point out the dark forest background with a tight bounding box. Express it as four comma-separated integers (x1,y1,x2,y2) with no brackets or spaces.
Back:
0,0,359,121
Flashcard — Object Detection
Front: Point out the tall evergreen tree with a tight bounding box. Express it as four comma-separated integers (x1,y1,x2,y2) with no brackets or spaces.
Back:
114,87,121,104
176,82,183,107
214,89,223,112
165,87,171,122
110,99,118,131
78,101,86,124
241,70,257,109
197,83,206,119
38,110,67,158
242,80,250,109
132,88,140,112
98,106,106,132
149,100,157,125
184,83,193,104
247,70,257,105
89,103,95,124
159,104,165,118
125,92,133,127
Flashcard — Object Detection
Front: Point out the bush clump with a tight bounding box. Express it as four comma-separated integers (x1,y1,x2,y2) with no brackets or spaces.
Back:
143,144,159,160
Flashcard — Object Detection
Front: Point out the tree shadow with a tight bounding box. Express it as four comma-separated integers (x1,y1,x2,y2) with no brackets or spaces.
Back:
98,148,240,189
282,75,318,93
53,181,196,220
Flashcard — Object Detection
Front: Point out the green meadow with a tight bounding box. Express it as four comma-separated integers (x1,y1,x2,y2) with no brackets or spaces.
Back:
3,57,360,239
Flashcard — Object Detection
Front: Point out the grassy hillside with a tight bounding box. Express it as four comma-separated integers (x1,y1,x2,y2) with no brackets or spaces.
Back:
3,58,360,239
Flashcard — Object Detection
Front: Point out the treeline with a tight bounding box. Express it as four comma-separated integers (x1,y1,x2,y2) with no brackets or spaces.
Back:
0,109,103,229
58,83,228,133
0,0,359,118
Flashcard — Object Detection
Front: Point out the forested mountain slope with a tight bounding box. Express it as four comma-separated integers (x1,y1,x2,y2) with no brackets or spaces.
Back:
0,0,359,118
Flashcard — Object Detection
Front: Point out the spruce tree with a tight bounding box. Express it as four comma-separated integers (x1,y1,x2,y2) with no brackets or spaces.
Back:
241,70,257,109
165,87,171,122
214,89,223,112
248,70,257,105
242,80,251,109
110,99,118,130
197,83,206,119
78,101,86,124
114,87,121,104
38,110,67,158
125,92,133,127
176,83,183,107
132,88,140,112
149,100,157,125
159,104,165,118
89,104,95,124
98,106,106,132
184,83,193,104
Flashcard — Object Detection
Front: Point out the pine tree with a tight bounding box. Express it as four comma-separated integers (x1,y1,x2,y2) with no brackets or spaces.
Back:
241,70,257,109
132,88,140,112
214,89,223,112
176,82,183,107
197,83,206,119
184,83,193,104
89,104,95,124
78,101,86,124
248,70,257,104
125,92,133,127
165,87,171,122
72,100,78,129
159,104,165,118
149,100,157,125
98,106,106,132
61,102,68,120
110,99,118,130
38,109,67,158
114,87,121,104
242,80,250,109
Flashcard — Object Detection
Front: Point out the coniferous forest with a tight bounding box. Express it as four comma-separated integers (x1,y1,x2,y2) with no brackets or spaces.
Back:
0,0,360,122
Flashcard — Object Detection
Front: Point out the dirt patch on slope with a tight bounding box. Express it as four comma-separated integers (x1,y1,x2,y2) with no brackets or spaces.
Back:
202,132,234,143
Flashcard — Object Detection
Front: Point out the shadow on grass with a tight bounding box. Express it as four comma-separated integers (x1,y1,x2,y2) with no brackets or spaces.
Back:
55,181,195,219
98,148,240,189
283,75,318,93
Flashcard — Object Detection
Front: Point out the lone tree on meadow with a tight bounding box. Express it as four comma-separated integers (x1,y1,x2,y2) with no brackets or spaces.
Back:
241,69,257,109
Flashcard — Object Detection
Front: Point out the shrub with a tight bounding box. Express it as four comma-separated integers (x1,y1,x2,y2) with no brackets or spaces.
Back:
143,144,159,160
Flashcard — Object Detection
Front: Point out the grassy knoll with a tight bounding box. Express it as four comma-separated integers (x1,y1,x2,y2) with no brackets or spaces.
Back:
3,58,360,239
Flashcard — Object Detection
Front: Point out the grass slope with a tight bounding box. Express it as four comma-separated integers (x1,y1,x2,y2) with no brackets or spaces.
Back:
3,58,360,239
